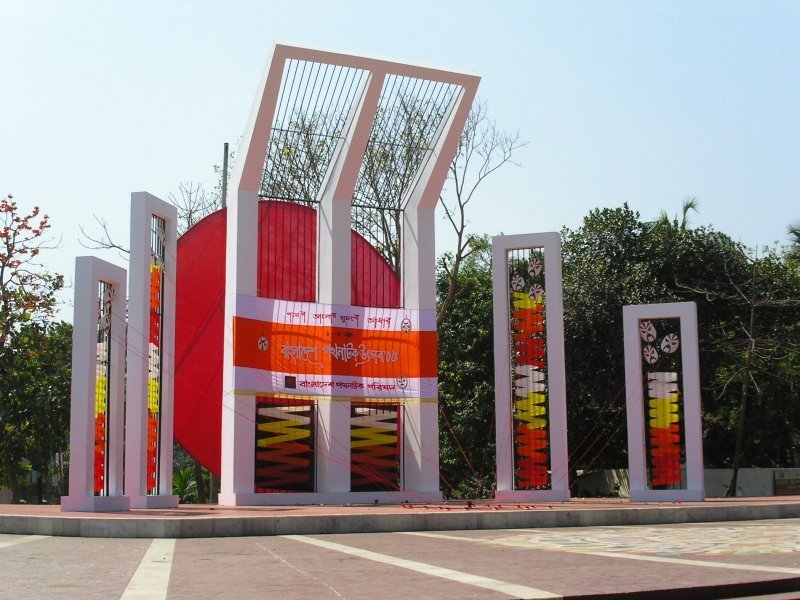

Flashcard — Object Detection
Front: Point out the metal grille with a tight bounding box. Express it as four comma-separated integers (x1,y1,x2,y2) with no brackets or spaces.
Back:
257,199,318,302
350,75,458,299
353,75,459,210
94,281,113,496
146,215,166,494
259,60,367,203
351,204,402,308
254,198,316,491
508,247,551,490
257,61,459,308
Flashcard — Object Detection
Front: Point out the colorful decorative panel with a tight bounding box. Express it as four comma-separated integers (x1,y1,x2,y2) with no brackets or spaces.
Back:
637,318,685,489
146,215,166,495
63,256,129,511
350,402,401,492
254,397,315,492
93,282,113,495
508,248,550,489
493,233,569,501
624,302,703,502
231,296,437,399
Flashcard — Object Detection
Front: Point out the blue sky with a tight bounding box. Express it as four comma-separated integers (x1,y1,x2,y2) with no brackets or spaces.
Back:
2,1,798,318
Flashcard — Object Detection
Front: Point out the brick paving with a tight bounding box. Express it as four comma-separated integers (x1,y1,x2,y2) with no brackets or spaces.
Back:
2,519,800,598
2,499,800,597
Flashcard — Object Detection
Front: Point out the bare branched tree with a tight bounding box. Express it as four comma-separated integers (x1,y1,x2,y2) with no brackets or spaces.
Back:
262,98,526,320
262,111,337,204
78,215,130,257
678,247,800,496
79,181,220,253
82,99,525,325
437,101,527,326
168,182,218,234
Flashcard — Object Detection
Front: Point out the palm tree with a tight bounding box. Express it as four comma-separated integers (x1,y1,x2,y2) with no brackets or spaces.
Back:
789,222,800,261
679,196,699,231
656,195,699,231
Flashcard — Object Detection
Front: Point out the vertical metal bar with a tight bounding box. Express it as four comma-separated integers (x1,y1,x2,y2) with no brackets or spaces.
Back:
222,142,229,208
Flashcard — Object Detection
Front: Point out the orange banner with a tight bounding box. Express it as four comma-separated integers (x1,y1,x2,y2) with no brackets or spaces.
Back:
233,317,438,379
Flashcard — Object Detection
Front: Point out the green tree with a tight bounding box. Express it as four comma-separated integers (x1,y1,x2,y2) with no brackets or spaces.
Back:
788,223,800,263
562,205,676,473
0,195,64,502
680,246,800,494
561,203,800,488
0,321,71,503
436,237,496,498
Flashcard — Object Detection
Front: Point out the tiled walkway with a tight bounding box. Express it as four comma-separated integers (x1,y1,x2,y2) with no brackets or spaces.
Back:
3,519,800,598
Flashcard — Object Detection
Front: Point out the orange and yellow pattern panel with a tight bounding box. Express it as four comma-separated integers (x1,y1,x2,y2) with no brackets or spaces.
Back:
94,281,113,495
146,216,167,495
510,251,550,489
254,397,315,493
146,262,163,494
351,402,400,492
639,319,684,488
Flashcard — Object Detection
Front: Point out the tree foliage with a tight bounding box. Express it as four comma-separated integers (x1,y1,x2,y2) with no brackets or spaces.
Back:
0,195,69,502
430,202,800,498
437,101,526,327
0,195,62,345
436,237,495,498
562,204,800,482
788,223,800,263
684,245,800,494
0,321,72,502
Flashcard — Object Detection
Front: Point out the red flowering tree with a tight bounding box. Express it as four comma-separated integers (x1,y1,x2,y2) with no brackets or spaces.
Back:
0,194,62,342
1,194,65,502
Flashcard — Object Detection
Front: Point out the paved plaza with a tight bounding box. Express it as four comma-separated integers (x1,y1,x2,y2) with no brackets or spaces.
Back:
3,518,800,599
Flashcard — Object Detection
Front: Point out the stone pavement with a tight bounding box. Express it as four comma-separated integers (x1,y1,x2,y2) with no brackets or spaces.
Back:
2,496,800,538
3,519,800,598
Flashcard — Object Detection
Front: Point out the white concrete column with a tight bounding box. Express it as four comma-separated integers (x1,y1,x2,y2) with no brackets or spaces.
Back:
218,44,286,505
315,72,385,493
491,232,570,502
401,206,440,492
402,402,440,492
491,239,514,493
219,190,260,505
624,301,705,502
61,257,129,512
398,86,474,497
124,192,179,509
315,400,351,492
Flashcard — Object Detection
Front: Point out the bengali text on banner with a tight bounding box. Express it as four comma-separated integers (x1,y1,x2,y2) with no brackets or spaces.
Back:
232,295,438,398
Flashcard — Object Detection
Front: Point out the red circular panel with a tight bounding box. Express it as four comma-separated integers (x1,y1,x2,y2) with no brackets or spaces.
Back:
174,202,400,475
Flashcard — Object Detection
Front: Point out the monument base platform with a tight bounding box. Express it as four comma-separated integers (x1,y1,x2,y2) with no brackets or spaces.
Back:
127,494,179,509
495,489,571,502
59,495,130,513
4,496,798,539
217,490,443,506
